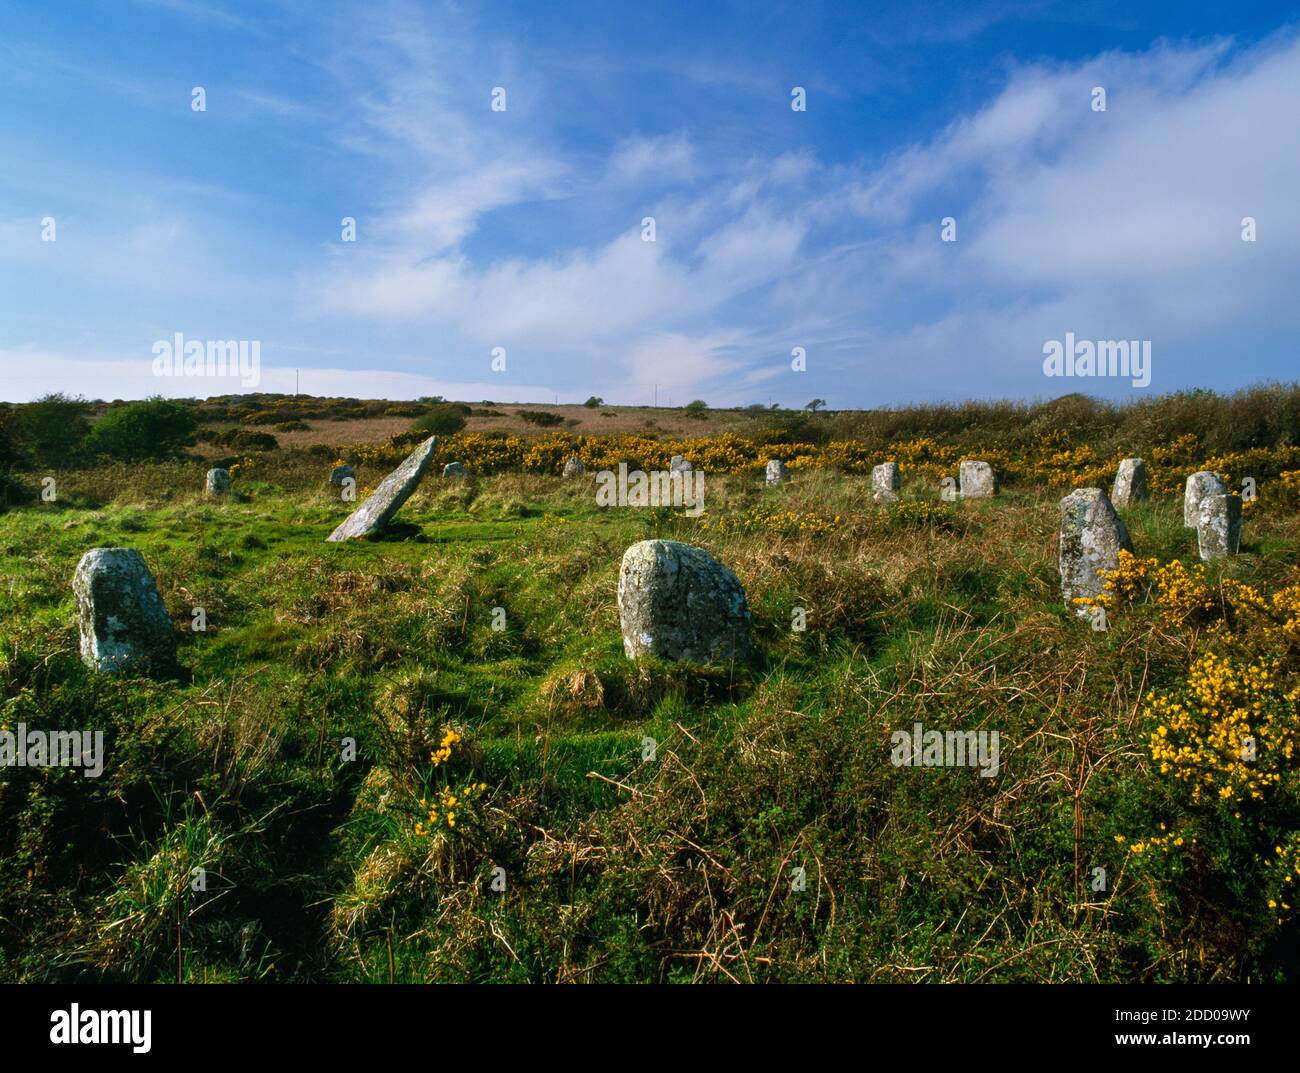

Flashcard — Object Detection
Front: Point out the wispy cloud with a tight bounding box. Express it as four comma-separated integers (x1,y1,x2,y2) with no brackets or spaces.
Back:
4,2,1298,405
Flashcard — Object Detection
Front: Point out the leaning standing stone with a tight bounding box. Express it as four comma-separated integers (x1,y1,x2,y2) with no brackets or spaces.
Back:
617,540,754,663
1183,471,1226,528
1111,458,1148,507
765,459,788,486
959,460,995,498
562,456,585,478
872,462,900,503
1059,488,1132,614
327,436,438,542
1197,493,1242,560
670,454,693,474
442,461,467,478
205,468,230,496
73,548,177,676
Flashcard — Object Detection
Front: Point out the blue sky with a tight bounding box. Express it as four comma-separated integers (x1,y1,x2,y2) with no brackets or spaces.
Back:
1,0,1298,406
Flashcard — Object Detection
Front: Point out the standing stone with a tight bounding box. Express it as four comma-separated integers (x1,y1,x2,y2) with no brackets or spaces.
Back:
442,461,467,478
562,456,585,478
73,548,177,676
670,455,693,474
1059,488,1132,614
327,436,438,542
1197,493,1242,560
205,468,230,496
617,540,754,663
765,459,788,487
329,464,355,487
872,462,901,503
1111,458,1148,507
1183,471,1226,528
959,460,996,498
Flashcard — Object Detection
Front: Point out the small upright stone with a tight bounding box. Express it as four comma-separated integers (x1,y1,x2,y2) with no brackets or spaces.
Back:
327,436,437,542
562,456,585,478
617,540,754,664
1111,458,1148,507
1183,471,1226,528
872,462,901,503
1059,488,1132,614
205,468,230,496
329,464,355,487
765,459,788,487
1197,493,1242,560
959,460,995,498
73,548,177,676
442,461,467,478
670,455,693,474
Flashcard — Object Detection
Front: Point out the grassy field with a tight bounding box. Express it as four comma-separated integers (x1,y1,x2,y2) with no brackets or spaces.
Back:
2,402,1300,983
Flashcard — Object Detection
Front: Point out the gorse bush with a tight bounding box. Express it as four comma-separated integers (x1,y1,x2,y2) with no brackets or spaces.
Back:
516,409,565,428
85,397,199,462
18,392,92,466
0,408,25,507
410,404,469,437
201,428,281,453
0,406,22,467
1077,548,1300,969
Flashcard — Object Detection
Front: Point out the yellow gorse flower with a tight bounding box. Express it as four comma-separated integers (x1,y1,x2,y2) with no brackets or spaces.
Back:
415,729,489,837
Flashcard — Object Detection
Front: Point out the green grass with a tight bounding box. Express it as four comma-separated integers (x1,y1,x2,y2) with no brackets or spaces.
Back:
1,466,1298,982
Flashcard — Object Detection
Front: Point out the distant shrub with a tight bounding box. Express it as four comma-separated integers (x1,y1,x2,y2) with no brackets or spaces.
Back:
0,471,28,509
273,419,310,431
18,393,92,467
384,404,426,417
0,406,24,470
517,410,564,428
411,404,468,436
684,400,708,418
85,397,199,462
583,396,604,408
757,409,832,446
229,430,279,452
241,410,286,426
202,428,280,452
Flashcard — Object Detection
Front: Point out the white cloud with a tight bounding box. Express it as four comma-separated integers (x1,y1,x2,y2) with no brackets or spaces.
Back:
8,5,1299,408
0,348,558,404
607,133,696,184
